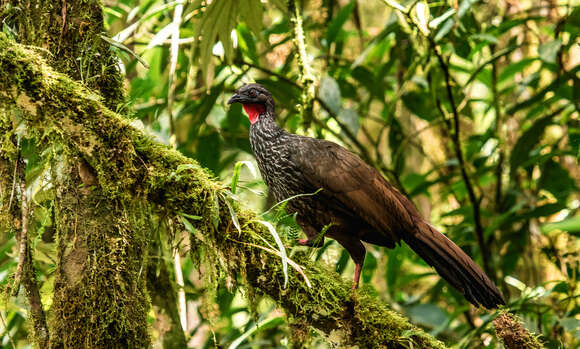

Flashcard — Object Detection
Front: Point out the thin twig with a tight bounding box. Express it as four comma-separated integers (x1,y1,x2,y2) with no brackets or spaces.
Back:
11,159,49,346
288,0,316,129
167,0,185,136
430,43,492,277
0,311,16,349
381,0,493,276
11,171,26,297
491,44,504,211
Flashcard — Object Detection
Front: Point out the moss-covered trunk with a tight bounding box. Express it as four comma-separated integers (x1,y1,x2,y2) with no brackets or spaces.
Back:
50,161,150,347
1,0,153,347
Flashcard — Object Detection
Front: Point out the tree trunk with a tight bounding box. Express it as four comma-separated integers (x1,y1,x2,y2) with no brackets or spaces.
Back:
1,0,152,347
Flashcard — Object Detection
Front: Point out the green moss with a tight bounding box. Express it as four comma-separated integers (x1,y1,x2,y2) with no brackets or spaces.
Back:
49,160,150,348
3,0,125,109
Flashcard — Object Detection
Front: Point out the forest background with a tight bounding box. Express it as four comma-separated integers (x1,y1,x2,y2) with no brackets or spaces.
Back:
0,0,578,348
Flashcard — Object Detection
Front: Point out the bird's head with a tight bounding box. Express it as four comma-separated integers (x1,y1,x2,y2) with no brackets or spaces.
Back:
227,83,274,124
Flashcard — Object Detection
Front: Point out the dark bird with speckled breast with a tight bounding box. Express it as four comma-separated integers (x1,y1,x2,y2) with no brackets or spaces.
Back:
228,83,505,309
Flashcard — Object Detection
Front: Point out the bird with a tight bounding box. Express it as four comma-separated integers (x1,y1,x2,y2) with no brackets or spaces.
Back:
228,83,505,309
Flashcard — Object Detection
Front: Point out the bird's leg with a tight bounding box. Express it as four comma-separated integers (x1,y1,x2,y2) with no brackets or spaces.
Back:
335,237,366,290
297,224,325,247
353,263,363,290
297,236,324,247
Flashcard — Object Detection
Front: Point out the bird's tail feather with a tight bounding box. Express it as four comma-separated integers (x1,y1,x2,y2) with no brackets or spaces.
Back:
402,220,505,309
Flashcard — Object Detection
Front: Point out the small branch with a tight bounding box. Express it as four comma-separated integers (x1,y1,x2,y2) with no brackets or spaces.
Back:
491,44,504,211
233,59,297,86
11,157,25,295
11,157,49,347
173,247,187,332
167,0,185,137
430,40,492,278
288,0,316,130
381,1,493,277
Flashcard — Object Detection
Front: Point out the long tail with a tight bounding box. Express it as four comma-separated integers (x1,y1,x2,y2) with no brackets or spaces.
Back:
402,220,505,309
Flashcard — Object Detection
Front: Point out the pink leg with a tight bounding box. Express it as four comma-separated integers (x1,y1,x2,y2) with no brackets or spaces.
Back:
334,237,366,290
297,225,325,247
352,263,363,290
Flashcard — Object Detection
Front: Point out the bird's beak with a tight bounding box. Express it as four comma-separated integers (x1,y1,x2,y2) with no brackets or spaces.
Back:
227,93,242,105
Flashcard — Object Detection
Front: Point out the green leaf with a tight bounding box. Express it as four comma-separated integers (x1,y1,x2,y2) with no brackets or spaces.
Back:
429,9,455,30
238,0,263,34
335,249,350,274
538,39,562,64
407,304,448,328
256,220,289,288
507,66,580,115
326,0,355,45
362,251,377,283
351,66,383,100
319,76,342,114
196,0,239,85
457,0,478,18
231,161,258,194
386,246,404,291
509,112,555,174
180,212,202,220
414,2,430,36
228,316,285,349
236,24,259,64
180,215,196,233
337,108,359,138
434,18,454,42
538,159,577,202
498,58,536,83
194,131,222,173
464,45,518,87
222,193,241,233
401,90,437,121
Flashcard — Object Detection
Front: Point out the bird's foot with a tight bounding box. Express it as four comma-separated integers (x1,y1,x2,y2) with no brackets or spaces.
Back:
297,237,324,247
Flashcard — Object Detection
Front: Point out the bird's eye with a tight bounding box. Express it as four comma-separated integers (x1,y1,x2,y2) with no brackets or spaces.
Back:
249,90,257,97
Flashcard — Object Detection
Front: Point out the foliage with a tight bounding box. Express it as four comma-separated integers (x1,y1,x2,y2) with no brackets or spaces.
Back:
1,0,579,347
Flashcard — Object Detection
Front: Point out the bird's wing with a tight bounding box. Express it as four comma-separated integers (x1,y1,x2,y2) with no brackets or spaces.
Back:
290,137,505,308
290,137,419,241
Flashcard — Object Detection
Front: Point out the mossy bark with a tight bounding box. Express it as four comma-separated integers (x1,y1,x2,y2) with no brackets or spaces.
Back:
50,161,150,348
1,0,152,347
147,233,188,348
0,35,448,349
0,106,18,242
0,0,125,108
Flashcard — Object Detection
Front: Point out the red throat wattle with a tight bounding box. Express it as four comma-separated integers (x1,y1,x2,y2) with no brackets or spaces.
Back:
242,104,265,124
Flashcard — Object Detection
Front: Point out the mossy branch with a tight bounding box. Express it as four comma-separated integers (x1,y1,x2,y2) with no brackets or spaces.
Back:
288,0,316,130
0,34,446,348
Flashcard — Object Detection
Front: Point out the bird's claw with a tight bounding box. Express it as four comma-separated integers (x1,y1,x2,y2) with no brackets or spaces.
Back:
297,238,324,247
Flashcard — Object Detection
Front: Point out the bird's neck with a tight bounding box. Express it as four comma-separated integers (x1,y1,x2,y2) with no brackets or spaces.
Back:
249,110,285,143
